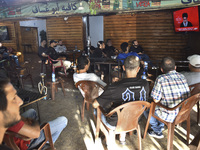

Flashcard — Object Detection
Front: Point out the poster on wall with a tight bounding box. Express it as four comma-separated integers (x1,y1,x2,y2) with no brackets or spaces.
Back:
102,0,110,9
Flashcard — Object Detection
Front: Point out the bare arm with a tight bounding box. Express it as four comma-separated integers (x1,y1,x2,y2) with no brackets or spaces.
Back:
18,118,40,139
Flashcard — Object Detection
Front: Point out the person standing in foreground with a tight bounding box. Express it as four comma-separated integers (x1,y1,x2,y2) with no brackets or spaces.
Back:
146,57,190,138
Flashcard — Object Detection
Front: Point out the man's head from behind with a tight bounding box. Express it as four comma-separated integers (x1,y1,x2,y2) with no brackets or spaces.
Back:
160,57,176,73
0,79,23,129
77,56,90,72
182,13,188,23
124,56,140,77
120,42,129,53
187,54,200,72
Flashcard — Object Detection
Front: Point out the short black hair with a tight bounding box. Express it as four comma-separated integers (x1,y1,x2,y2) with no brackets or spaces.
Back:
161,57,175,73
106,39,111,44
0,79,10,111
120,42,128,52
97,41,104,48
182,13,188,18
124,55,140,70
58,39,62,42
132,40,137,44
50,40,57,44
77,55,89,70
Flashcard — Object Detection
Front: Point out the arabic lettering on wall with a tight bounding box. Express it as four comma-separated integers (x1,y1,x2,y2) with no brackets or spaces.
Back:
32,2,77,14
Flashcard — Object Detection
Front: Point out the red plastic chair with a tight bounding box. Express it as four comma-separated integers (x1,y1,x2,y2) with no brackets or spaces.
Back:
48,56,67,76
189,82,200,125
143,93,200,150
75,80,104,121
95,101,151,150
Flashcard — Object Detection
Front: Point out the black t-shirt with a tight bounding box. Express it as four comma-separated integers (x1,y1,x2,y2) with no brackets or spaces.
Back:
38,46,47,61
104,45,115,58
91,48,103,58
129,45,144,53
0,46,8,54
47,47,59,61
97,77,149,126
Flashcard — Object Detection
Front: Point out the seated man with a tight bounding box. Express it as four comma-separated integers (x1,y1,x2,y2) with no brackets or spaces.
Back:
38,39,48,73
73,55,107,87
129,40,154,67
181,54,200,86
0,42,21,67
104,39,116,59
117,42,140,64
145,57,190,138
55,39,67,53
0,78,23,149
8,108,68,149
93,55,149,145
47,40,71,74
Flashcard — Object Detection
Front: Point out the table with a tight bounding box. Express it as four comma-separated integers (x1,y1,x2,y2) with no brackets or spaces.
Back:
66,50,82,63
18,89,46,123
92,59,119,84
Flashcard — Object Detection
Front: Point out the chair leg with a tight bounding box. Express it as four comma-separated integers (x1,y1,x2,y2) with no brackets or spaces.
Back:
60,80,66,96
81,99,86,121
197,102,199,125
167,123,175,150
29,75,34,88
187,115,190,144
86,102,90,111
143,112,151,139
137,124,142,150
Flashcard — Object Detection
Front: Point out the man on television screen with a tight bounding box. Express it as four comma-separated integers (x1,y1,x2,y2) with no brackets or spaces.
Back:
180,13,193,27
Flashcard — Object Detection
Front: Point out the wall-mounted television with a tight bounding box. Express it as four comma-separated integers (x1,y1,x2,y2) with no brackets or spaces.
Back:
0,26,9,41
173,6,199,32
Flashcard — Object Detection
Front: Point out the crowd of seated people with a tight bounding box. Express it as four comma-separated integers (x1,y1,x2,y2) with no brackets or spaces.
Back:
74,48,192,148
38,39,71,74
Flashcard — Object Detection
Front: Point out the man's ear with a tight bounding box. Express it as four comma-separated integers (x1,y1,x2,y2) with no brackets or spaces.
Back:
161,68,164,73
137,66,140,73
174,66,177,70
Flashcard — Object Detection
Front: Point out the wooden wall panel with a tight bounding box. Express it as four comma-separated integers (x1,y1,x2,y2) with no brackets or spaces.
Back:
104,10,189,61
46,17,84,51
0,21,23,62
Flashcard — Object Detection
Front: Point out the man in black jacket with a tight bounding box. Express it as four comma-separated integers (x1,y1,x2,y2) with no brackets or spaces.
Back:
93,55,149,146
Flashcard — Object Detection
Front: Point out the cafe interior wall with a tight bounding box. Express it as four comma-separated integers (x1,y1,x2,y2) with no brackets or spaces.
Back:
19,19,47,46
0,21,24,62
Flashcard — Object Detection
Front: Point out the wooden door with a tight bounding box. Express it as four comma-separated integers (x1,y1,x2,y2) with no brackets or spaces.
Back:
20,27,38,53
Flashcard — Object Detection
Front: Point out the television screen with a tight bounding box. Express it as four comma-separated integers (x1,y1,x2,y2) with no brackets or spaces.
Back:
0,26,9,41
173,6,199,32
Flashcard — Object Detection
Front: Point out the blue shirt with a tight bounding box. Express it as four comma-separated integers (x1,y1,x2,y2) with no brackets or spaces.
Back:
151,70,190,122
116,52,140,64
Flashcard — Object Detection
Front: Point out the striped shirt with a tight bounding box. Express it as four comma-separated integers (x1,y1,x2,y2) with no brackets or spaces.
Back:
151,70,190,122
